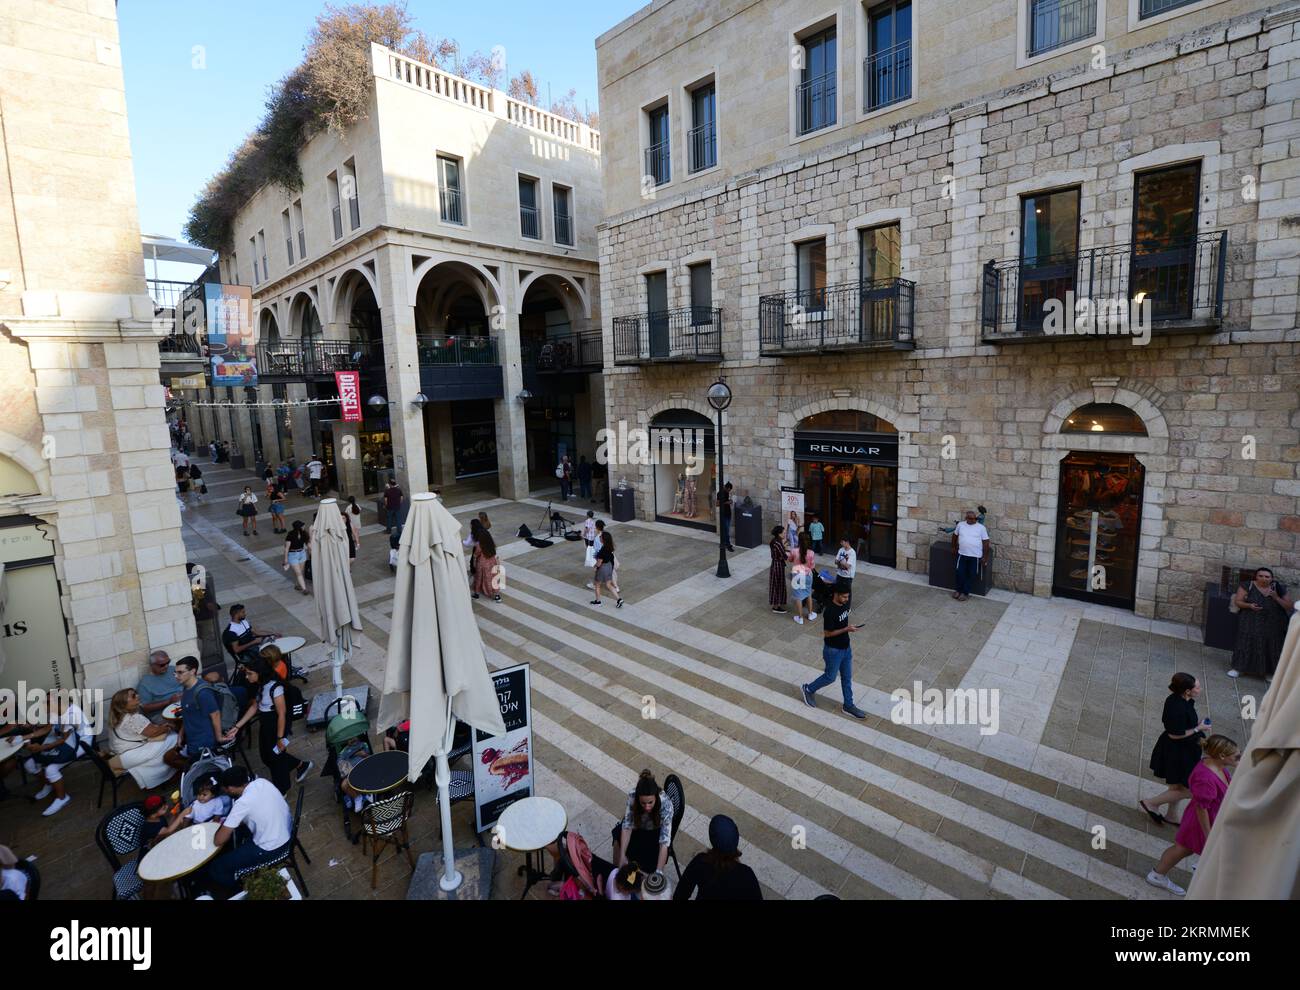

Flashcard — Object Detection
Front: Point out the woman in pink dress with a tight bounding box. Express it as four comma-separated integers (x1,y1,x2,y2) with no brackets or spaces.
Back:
471,529,502,603
1145,734,1240,896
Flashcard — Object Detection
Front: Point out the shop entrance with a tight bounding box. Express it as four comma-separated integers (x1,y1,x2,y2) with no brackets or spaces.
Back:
650,409,715,531
794,411,899,567
1052,451,1145,610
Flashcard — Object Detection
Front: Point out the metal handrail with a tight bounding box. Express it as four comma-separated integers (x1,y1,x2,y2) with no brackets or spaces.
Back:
1028,0,1097,57
796,70,837,135
612,307,722,364
644,140,670,185
758,278,915,352
688,122,717,172
255,339,372,377
863,38,912,112
520,205,541,239
441,187,463,224
524,330,603,371
415,335,500,367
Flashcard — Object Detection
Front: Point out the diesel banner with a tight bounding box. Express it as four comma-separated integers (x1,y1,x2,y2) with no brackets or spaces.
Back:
793,432,899,466
335,371,362,422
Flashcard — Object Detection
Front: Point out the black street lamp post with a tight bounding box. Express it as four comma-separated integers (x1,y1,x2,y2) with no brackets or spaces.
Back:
707,377,732,579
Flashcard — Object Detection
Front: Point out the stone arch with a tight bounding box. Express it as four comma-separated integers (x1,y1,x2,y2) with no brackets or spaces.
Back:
258,307,281,345
518,270,591,322
0,433,50,499
329,263,381,326
409,255,503,312
287,291,322,339
1034,380,1173,618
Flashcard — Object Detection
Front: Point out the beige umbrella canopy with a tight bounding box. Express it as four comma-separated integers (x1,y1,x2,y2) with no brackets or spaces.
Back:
1188,608,1300,899
380,492,506,892
310,499,363,690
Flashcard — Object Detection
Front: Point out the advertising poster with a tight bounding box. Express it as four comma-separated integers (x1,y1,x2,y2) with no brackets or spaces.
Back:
203,283,257,386
781,485,806,520
472,663,533,833
335,371,362,422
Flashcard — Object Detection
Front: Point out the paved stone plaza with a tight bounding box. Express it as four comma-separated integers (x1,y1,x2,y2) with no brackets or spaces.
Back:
0,461,1269,900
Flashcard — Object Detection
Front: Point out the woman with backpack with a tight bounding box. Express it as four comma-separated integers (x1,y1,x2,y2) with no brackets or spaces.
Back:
225,657,311,794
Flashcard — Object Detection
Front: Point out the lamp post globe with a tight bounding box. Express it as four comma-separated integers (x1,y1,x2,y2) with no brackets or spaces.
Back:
706,379,732,412
366,394,387,409
707,378,732,578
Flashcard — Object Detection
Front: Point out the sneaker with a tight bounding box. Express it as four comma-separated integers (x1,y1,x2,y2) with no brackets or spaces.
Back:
471,593,480,600
798,683,817,709
843,704,868,720
42,795,70,817
615,598,624,608
585,582,594,590
493,595,502,603
794,615,804,625
1145,870,1185,896
590,599,602,606
809,612,818,620
295,760,314,784
33,784,52,801
1227,669,1239,678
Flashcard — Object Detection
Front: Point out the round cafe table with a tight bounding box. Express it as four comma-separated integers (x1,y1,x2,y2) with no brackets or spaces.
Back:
262,635,305,657
347,750,409,795
137,821,222,895
0,735,27,764
495,796,567,900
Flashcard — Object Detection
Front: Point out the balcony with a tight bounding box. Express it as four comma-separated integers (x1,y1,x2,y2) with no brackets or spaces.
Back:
1028,0,1098,57
863,39,911,112
255,339,373,382
555,212,574,246
980,231,1227,342
759,279,915,355
417,335,503,400
644,140,670,186
796,71,837,136
688,122,716,173
520,205,541,240
440,187,463,225
612,308,722,365
523,330,603,373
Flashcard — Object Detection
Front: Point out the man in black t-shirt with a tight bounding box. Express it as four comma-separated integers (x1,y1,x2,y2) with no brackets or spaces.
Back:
798,578,867,719
717,482,734,551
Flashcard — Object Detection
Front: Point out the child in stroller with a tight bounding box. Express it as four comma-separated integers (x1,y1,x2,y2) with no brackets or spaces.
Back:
321,696,374,841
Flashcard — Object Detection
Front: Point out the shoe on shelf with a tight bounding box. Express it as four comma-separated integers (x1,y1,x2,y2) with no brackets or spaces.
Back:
843,705,868,720
1145,870,1185,896
295,760,314,783
43,795,71,817
798,683,817,709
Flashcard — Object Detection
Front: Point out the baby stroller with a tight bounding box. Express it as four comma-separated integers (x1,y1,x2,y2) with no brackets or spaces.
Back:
811,568,838,616
321,696,373,842
552,830,615,900
180,749,233,806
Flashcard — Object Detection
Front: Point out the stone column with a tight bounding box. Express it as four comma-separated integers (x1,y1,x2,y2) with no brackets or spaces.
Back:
425,401,456,486
288,382,312,464
495,272,529,499
229,386,256,468
256,383,281,465
331,420,363,497
375,243,428,495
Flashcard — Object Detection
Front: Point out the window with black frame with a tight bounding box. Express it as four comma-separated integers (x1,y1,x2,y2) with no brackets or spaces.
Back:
860,223,901,342
1028,0,1098,58
519,176,540,239
1018,187,1080,331
689,83,717,172
797,239,827,317
689,262,712,326
866,1,912,112
797,27,837,135
1131,162,1200,322
646,105,671,185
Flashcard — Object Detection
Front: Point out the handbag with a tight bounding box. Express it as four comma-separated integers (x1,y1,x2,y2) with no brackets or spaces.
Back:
583,544,597,568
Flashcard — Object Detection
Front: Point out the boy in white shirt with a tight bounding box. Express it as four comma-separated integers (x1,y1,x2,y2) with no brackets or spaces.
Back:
581,511,598,546
21,691,94,817
835,537,857,581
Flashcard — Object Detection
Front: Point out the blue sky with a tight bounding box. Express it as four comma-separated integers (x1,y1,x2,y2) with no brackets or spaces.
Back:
119,0,643,276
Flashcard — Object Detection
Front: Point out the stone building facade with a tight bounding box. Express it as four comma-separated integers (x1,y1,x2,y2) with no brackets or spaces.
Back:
0,0,197,694
186,44,604,503
596,0,1300,622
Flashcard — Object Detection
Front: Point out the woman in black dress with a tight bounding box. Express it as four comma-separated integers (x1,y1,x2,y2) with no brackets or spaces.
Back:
1140,672,1210,826
1228,567,1294,680
768,526,788,614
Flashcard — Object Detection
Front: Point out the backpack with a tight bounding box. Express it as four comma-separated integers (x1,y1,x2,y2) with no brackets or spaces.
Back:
282,679,307,722
555,463,565,479
791,568,811,592
200,682,240,736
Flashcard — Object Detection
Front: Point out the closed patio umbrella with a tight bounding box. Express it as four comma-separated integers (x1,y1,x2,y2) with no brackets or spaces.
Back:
379,492,506,891
311,498,363,691
1188,607,1300,899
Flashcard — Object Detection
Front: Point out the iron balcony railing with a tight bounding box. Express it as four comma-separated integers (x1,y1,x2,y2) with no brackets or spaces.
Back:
645,140,671,186
147,278,191,310
1028,0,1097,57
980,230,1228,339
348,196,360,231
297,227,306,258
441,187,463,224
159,333,202,355
864,39,912,112
520,205,541,239
523,330,603,372
759,278,915,354
688,122,717,172
416,335,500,367
256,339,373,378
612,307,722,364
555,212,574,246
796,70,837,135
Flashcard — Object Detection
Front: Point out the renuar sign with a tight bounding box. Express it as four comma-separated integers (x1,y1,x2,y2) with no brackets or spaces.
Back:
793,432,899,466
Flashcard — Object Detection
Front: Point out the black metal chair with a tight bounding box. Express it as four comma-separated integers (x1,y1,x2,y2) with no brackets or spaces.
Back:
241,785,311,897
16,858,40,900
83,744,128,809
94,801,147,900
663,774,686,880
360,788,416,889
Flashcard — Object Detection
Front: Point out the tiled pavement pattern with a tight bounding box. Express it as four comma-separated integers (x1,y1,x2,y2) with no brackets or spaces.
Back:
1,461,1249,899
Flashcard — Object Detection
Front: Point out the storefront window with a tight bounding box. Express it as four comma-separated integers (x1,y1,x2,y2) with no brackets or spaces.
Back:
650,410,715,530
1052,451,1144,609
1060,403,1148,436
798,410,897,434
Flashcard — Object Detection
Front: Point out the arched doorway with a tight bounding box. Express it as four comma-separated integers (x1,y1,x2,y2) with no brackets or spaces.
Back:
415,262,499,482
794,410,900,566
261,310,295,464
521,275,590,480
339,272,388,493
1051,403,1148,610
649,409,715,530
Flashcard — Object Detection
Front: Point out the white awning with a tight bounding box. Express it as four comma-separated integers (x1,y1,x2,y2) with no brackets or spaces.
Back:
141,234,214,267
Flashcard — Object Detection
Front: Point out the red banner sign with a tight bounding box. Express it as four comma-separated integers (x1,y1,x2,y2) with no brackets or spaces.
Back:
335,371,362,422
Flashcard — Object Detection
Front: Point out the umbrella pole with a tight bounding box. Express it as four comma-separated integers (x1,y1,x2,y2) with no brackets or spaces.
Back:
437,697,462,891
332,625,350,692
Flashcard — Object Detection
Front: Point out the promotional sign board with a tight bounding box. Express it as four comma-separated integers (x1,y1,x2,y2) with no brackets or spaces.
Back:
203,283,257,386
793,432,899,466
472,663,533,833
170,375,205,390
335,371,362,422
781,486,806,520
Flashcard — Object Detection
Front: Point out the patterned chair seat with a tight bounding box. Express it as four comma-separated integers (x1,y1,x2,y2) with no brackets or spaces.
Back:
113,862,143,901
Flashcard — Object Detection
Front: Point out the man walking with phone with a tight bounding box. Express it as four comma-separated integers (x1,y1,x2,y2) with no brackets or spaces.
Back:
798,577,867,719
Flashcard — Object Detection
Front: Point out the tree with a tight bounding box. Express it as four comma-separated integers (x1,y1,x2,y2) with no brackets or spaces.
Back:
549,87,580,122
463,47,506,89
508,69,539,105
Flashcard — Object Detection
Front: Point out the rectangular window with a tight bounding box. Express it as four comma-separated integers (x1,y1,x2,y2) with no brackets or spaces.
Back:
519,176,540,239
865,2,912,112
1018,187,1081,330
797,239,827,309
1131,161,1201,321
257,230,267,283
250,237,259,283
1139,0,1199,17
797,27,837,135
328,172,343,240
438,155,463,224
343,158,360,230
645,105,670,186
293,199,305,258
282,209,293,265
859,223,902,282
1028,0,1098,57
689,83,717,173
553,184,573,246
689,261,712,324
